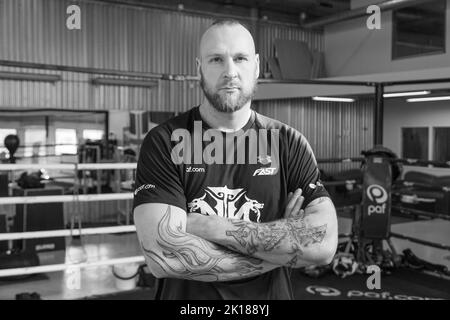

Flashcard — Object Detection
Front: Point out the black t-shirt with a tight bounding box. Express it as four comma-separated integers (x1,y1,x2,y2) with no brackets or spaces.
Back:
133,106,329,300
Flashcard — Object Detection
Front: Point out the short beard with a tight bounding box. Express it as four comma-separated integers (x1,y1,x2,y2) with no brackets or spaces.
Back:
200,70,257,113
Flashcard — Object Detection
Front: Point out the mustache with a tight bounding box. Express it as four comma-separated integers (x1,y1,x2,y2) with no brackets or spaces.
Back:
219,81,241,88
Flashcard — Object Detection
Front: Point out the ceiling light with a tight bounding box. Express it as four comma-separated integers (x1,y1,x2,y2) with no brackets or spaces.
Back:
312,96,355,102
384,90,430,98
407,96,450,102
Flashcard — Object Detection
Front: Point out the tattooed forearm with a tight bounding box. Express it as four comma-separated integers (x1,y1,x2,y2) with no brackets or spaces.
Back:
140,206,277,282
225,216,327,262
213,196,336,267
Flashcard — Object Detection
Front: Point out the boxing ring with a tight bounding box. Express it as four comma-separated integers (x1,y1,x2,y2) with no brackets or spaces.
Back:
0,163,144,288
0,157,449,299
317,154,450,280
1,73,450,299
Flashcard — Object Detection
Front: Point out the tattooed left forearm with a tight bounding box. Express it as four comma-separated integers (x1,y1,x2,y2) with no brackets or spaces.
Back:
224,216,327,263
203,196,337,268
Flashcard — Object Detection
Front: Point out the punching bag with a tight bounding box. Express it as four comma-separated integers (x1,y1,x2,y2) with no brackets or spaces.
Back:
360,146,395,239
4,134,20,164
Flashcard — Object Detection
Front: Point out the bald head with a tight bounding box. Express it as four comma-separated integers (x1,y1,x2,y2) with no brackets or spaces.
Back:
199,21,256,61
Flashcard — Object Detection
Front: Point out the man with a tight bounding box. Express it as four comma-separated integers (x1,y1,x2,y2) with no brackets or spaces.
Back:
133,20,337,300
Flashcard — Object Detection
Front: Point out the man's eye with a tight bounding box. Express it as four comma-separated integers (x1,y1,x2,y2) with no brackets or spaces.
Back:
235,57,248,62
210,57,222,63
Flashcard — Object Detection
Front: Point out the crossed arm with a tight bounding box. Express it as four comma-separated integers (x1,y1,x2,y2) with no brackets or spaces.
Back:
134,203,280,282
186,193,338,268
134,191,338,282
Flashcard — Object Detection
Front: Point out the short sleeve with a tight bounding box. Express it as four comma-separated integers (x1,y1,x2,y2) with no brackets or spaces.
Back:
133,128,187,211
287,130,330,208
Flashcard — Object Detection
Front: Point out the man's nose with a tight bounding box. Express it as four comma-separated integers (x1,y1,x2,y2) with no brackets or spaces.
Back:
223,58,238,79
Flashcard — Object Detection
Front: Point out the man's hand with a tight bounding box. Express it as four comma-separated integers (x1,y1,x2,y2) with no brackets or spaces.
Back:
283,188,305,219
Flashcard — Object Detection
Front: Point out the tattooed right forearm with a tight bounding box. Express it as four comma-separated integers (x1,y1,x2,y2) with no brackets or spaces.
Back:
140,206,275,282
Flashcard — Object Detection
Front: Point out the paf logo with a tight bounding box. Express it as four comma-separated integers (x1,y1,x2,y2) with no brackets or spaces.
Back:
367,184,388,216
306,286,341,297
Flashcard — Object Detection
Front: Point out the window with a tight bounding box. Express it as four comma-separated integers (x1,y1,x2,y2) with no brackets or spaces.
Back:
24,128,46,157
393,0,446,59
0,128,18,157
402,127,429,160
83,129,104,141
55,128,77,155
434,127,450,162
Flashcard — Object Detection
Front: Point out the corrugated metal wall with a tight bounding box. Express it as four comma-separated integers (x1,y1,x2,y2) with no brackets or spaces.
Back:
258,23,323,74
254,98,374,174
0,0,323,112
0,0,372,222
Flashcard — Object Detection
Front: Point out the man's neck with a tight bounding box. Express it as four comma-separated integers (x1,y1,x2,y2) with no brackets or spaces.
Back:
199,100,252,132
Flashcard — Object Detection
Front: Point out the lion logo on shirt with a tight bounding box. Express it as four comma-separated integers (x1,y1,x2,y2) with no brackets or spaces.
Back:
187,186,263,222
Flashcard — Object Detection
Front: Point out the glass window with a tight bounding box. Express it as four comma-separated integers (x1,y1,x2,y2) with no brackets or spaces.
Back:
24,128,46,157
83,129,104,141
393,0,446,59
0,128,18,157
402,127,429,160
55,128,77,155
434,127,450,162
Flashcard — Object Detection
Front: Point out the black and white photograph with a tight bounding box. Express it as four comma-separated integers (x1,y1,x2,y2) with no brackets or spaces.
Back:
0,0,449,306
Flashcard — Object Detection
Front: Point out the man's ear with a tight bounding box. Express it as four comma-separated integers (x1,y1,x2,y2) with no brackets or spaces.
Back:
196,58,201,77
255,54,260,79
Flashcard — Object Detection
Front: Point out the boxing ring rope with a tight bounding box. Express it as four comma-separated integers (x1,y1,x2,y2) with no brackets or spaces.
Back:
0,256,145,277
317,157,363,164
390,232,450,251
322,180,357,187
395,180,450,192
395,159,450,168
391,205,450,221
0,225,136,241
1,164,78,171
316,156,450,168
0,193,133,205
0,163,137,171
0,163,136,214
0,162,143,278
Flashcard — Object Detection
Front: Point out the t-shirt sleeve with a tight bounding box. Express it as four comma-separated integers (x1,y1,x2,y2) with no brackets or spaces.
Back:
133,128,187,211
287,130,330,208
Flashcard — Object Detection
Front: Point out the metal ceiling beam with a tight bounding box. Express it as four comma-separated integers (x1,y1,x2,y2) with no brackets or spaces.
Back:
301,0,428,29
0,60,199,81
0,71,61,82
257,78,375,86
92,77,159,87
